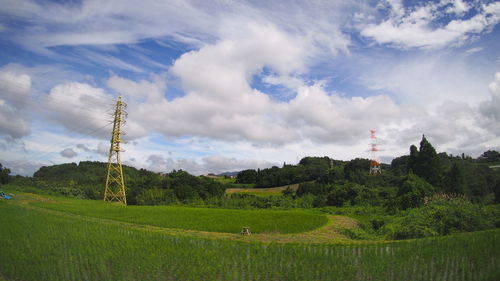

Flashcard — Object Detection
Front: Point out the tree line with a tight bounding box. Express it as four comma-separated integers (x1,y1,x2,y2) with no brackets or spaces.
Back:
2,135,500,209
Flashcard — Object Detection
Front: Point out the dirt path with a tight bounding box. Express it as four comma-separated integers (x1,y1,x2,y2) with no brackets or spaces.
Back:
8,193,366,245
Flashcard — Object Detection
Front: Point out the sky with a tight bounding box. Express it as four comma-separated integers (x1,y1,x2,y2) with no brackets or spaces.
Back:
0,0,499,176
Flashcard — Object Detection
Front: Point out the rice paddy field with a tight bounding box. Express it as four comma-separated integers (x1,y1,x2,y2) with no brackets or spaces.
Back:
32,196,325,234
1,193,499,281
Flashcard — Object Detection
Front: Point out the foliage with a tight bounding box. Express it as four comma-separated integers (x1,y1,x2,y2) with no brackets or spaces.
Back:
478,150,500,163
382,198,500,240
236,156,332,188
390,155,409,176
19,162,228,205
408,135,442,186
0,162,10,185
163,170,226,202
397,173,435,209
442,162,466,194
296,181,397,208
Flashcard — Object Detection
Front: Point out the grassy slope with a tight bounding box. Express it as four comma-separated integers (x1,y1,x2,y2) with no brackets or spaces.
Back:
226,184,299,197
32,195,327,234
1,200,499,281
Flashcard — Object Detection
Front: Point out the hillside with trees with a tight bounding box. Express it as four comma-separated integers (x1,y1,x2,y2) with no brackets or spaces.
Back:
3,136,500,239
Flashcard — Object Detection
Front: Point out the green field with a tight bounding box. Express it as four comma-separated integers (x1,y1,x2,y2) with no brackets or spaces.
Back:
1,193,500,280
31,196,327,234
225,184,299,197
1,198,499,281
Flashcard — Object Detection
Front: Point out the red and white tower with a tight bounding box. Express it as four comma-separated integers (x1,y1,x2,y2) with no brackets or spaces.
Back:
369,130,381,174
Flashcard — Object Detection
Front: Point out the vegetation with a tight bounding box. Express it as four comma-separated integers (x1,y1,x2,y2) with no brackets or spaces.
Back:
236,157,333,187
1,135,499,242
8,162,229,205
1,200,499,281
33,196,327,234
0,162,10,185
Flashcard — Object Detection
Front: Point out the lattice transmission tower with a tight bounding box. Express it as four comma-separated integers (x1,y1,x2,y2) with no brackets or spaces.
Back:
104,96,128,205
369,130,382,175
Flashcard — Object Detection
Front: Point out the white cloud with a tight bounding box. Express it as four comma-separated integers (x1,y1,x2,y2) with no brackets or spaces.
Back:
361,1,500,49
465,47,483,54
0,70,32,138
43,82,113,138
479,72,500,136
446,0,470,16
1,0,356,62
358,53,491,107
141,153,277,175
100,23,410,147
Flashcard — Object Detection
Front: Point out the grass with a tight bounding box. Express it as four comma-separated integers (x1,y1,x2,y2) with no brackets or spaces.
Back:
209,175,256,188
31,195,327,234
1,200,499,281
226,184,299,197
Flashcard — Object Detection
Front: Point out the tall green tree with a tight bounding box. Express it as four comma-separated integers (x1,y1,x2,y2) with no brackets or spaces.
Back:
443,163,466,194
0,163,11,185
408,136,441,186
407,145,419,174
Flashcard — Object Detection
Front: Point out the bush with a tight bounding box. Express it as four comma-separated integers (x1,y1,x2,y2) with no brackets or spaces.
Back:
397,173,435,209
382,198,500,239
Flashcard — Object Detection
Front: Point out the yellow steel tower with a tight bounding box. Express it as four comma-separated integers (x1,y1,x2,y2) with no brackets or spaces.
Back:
104,96,128,205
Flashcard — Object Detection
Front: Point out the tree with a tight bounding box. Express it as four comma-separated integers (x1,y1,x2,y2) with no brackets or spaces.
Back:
443,163,466,194
0,163,10,185
408,135,442,186
391,155,409,176
478,150,500,163
236,169,258,184
343,158,370,184
398,173,435,209
494,179,500,204
407,145,419,173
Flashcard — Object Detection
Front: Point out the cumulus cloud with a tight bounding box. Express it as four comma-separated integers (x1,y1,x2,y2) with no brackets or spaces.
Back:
43,82,113,138
360,1,500,49
60,147,77,158
479,72,500,136
100,23,412,146
0,70,32,138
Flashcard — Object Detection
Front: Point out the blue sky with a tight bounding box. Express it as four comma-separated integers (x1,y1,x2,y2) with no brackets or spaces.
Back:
0,0,499,176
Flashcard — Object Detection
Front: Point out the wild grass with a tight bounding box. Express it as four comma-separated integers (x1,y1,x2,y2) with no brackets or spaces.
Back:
225,184,299,197
32,196,327,234
1,200,499,281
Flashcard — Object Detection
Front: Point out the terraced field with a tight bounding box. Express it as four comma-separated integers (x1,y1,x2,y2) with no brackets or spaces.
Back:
1,193,499,281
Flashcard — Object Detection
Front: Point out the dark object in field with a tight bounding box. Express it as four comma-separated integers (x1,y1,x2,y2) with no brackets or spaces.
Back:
0,191,12,200
241,227,251,235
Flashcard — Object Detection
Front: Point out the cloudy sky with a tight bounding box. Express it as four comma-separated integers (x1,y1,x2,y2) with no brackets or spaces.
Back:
1,0,499,176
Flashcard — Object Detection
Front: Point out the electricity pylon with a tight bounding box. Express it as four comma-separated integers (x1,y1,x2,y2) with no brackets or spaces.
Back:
369,130,382,175
104,96,128,205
